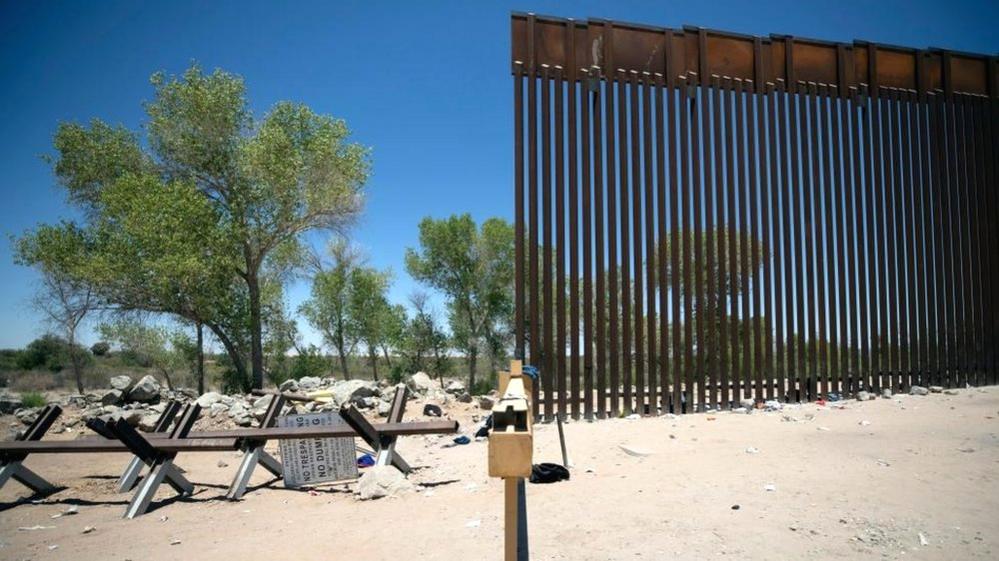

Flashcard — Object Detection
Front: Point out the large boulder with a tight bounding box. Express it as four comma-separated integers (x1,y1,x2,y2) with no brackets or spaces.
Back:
332,380,378,406
137,414,160,432
278,379,299,393
356,466,414,500
406,372,439,395
100,389,123,406
196,392,224,409
127,375,161,403
109,375,134,392
444,380,466,396
14,407,39,426
298,376,323,391
0,394,23,414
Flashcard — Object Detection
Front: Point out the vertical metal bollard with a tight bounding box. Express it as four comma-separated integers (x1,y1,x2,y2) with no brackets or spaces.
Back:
490,360,533,561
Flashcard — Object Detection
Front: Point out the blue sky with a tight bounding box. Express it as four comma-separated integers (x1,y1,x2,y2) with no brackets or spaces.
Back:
0,0,995,349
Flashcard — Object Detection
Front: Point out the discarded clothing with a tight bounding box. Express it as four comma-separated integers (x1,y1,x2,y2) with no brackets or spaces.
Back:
357,454,375,468
453,435,471,445
529,463,570,484
423,404,443,417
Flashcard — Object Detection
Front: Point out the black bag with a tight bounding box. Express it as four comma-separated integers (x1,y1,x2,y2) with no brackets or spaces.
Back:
529,462,570,484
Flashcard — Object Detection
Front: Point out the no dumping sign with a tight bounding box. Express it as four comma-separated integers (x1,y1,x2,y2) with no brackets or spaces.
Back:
277,411,358,487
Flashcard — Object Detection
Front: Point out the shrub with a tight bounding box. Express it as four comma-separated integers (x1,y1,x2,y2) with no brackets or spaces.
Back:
17,335,67,372
90,342,111,356
10,372,59,392
0,349,23,372
20,391,46,408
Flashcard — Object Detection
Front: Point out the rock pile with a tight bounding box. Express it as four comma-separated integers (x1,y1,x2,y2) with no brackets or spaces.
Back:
5,371,498,436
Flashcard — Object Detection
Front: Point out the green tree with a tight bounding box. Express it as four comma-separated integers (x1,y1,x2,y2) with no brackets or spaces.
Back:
14,65,370,390
99,318,188,390
349,267,393,381
405,215,514,389
31,269,96,393
300,242,360,379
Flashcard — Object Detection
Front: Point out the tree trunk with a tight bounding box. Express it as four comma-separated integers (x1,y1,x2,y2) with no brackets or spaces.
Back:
381,345,393,368
247,270,264,389
196,321,205,394
467,343,478,392
369,346,378,382
206,322,248,389
159,367,175,391
67,328,84,394
336,335,351,380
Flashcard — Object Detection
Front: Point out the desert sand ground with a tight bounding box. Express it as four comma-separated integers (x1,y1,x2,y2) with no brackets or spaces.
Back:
1,388,997,561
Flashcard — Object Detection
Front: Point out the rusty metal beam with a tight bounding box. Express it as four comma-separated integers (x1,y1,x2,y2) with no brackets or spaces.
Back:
511,13,998,98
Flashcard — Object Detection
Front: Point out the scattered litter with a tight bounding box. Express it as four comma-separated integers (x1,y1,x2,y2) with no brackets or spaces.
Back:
618,444,653,457
82,526,96,534
453,435,471,445
817,426,831,432
764,400,783,412
731,504,741,510
585,467,596,474
918,532,929,546
159,516,169,522
51,505,78,518
816,398,827,406
706,416,717,421
18,526,54,531
745,447,759,454
859,420,871,426
958,447,975,453
876,459,891,467
827,392,842,402
764,483,777,492
217,460,228,468
48,545,59,551
170,539,182,545
423,404,443,417
357,454,375,468
625,413,641,420
465,519,481,528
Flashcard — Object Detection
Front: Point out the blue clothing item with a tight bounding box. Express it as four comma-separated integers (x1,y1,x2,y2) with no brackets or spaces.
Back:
453,435,471,445
522,365,540,380
357,454,375,468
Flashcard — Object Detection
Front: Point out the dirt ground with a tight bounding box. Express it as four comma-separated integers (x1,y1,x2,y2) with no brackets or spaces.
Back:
1,388,997,561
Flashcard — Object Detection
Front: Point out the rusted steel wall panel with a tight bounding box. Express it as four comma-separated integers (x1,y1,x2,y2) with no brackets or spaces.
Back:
514,13,997,420
511,13,997,98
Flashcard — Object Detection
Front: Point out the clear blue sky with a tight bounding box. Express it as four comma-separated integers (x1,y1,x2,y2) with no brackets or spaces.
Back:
0,0,995,349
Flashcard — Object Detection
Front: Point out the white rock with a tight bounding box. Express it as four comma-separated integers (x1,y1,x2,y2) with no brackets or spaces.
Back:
356,466,414,500
137,414,160,432
910,386,929,396
109,375,133,391
196,392,224,409
331,380,377,405
445,380,466,396
298,376,322,391
406,372,439,395
127,375,162,403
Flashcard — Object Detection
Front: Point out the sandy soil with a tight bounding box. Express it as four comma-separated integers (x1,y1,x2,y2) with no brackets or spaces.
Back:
1,388,997,561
